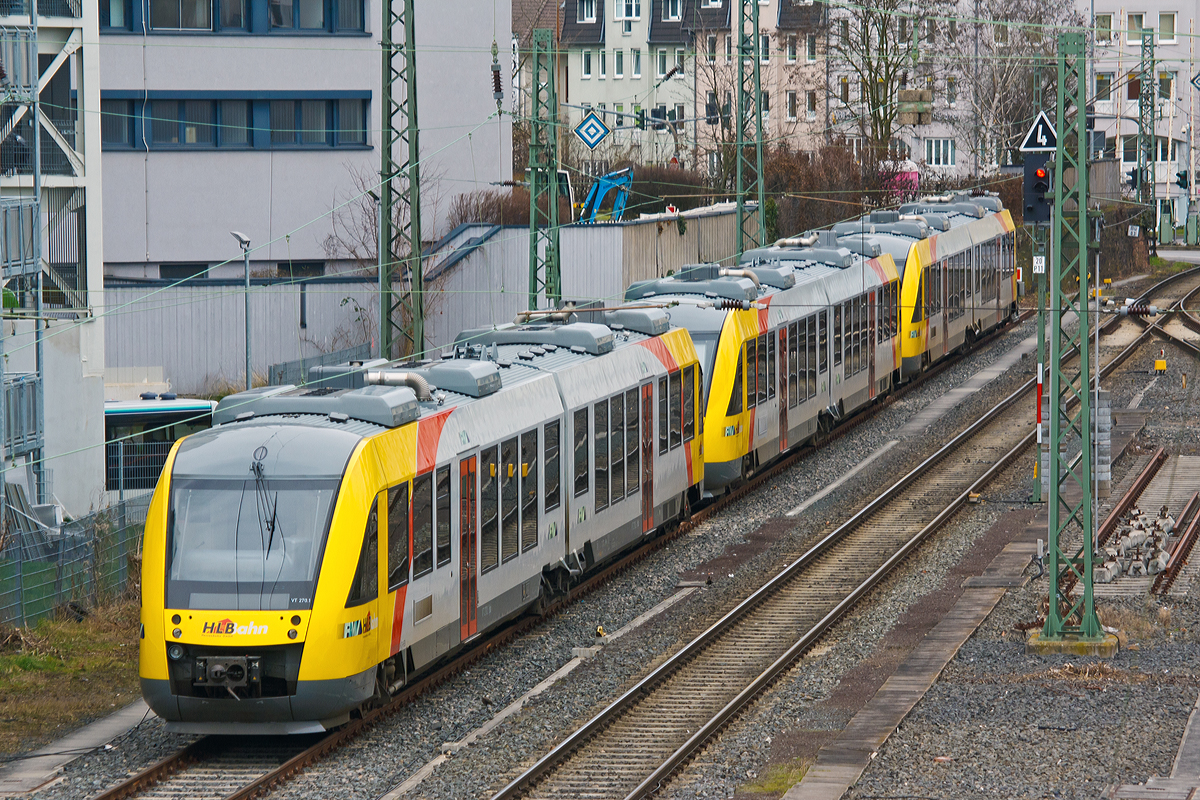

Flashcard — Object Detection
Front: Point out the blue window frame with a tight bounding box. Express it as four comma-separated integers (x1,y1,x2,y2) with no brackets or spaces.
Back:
148,100,251,147
100,0,131,29
101,100,135,147
131,0,362,33
269,0,362,31
269,99,366,147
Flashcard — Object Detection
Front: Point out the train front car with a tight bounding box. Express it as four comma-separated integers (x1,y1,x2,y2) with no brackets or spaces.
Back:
139,388,419,734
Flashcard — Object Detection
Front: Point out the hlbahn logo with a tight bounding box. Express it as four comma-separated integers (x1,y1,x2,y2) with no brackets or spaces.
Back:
343,611,378,639
202,618,268,636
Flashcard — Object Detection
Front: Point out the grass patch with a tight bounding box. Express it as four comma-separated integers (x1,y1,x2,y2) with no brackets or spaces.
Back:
0,601,141,756
1149,256,1194,275
741,758,811,795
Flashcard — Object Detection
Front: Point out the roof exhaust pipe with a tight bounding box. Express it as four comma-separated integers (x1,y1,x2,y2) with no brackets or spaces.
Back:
515,304,575,324
718,267,761,288
774,233,819,247
365,370,433,402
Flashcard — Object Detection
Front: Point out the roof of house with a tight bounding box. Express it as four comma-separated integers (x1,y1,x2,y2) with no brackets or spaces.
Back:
561,0,606,44
777,0,824,29
648,0,689,43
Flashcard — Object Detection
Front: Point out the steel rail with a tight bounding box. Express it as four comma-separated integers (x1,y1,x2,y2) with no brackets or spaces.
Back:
1154,492,1200,595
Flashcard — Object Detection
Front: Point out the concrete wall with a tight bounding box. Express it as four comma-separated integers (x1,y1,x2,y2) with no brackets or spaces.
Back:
6,320,106,516
105,279,378,395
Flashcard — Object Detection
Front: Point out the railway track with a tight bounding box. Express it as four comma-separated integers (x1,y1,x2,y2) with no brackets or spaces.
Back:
488,269,1200,800
82,303,1061,800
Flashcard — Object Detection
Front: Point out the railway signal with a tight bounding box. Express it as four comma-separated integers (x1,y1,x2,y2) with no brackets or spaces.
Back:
1176,170,1189,190
1023,154,1052,224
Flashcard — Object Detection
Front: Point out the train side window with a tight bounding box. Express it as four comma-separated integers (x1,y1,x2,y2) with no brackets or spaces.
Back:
611,393,625,502
521,429,538,552
851,300,860,374
413,472,433,578
860,294,868,371
481,446,499,573
833,304,843,368
746,338,758,408
436,465,451,568
544,420,561,513
573,408,589,498
347,496,380,606
765,332,776,400
625,387,640,493
726,351,743,416
659,376,669,454
595,401,609,511
501,437,519,562
682,365,695,442
817,311,827,376
386,484,409,591
670,370,683,449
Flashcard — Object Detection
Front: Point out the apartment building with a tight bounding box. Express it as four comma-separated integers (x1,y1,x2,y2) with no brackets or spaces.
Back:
1090,7,1191,223
559,0,696,171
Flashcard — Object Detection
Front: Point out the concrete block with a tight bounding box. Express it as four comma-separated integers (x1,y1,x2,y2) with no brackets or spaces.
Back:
1025,632,1120,658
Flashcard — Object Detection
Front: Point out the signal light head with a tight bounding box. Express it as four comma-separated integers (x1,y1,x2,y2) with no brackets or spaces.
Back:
1035,167,1048,180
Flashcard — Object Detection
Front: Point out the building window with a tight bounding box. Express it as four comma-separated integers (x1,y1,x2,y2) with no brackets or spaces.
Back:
1128,13,1145,40
218,0,245,29
760,33,769,64
599,49,607,78
706,0,720,6
1123,136,1136,162
840,75,849,103
1096,72,1112,101
1095,13,1112,42
674,102,685,131
100,100,134,147
806,89,816,120
707,34,717,62
100,0,130,28
926,138,956,167
924,18,935,42
578,0,596,23
993,23,1008,43
663,0,680,20
149,0,210,30
582,50,592,78
265,0,362,31
160,263,209,280
675,47,684,72
1159,12,1175,42
786,35,796,63
616,103,625,126
806,33,816,62
279,260,324,277
615,49,625,77
840,18,849,44
1160,71,1175,99
787,90,797,120
947,75,957,105
1127,71,1140,100
948,19,957,42
268,99,366,147
925,74,934,100
725,34,732,62
632,48,642,77
616,0,640,19
150,100,250,147
657,48,668,77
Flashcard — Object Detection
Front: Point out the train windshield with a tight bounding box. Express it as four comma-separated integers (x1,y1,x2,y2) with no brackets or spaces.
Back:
691,334,718,401
166,478,339,610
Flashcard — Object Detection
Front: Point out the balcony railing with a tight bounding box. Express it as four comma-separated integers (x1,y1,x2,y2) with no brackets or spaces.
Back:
0,0,81,18
4,371,41,457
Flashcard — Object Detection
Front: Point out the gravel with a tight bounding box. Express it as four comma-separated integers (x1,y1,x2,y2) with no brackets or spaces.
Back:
26,314,1060,800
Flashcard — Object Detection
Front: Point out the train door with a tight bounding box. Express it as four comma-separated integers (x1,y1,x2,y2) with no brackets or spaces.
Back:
778,328,788,451
867,292,877,398
941,262,949,357
458,455,478,641
640,382,654,532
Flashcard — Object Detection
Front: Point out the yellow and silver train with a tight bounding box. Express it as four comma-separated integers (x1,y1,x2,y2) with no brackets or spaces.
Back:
140,308,702,734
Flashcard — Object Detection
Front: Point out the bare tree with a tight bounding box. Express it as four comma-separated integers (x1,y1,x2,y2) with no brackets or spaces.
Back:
946,0,1082,168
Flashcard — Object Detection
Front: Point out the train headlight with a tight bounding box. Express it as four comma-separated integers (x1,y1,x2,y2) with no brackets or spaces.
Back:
288,629,298,640
167,644,185,661
172,627,182,639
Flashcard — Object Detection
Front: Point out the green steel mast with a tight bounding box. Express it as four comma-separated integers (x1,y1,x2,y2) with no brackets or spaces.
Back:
380,0,424,359
735,0,765,256
528,28,561,309
1043,31,1101,641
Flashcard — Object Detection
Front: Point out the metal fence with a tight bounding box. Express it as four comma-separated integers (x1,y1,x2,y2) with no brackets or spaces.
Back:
269,342,373,386
0,494,150,627
105,440,173,504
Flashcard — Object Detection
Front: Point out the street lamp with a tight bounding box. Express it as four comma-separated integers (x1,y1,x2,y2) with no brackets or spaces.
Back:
231,231,252,391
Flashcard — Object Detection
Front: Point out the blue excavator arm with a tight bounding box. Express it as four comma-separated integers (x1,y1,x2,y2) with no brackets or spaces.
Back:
579,168,633,223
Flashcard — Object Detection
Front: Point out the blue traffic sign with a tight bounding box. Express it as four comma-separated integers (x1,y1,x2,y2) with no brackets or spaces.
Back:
574,111,611,151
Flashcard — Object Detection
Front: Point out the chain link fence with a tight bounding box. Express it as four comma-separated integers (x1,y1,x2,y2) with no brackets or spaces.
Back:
1,495,150,627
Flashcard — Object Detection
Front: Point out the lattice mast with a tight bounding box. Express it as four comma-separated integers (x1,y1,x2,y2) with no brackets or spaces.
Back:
527,28,561,309
735,0,765,256
379,0,424,359
1137,32,1155,210
1043,31,1102,640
